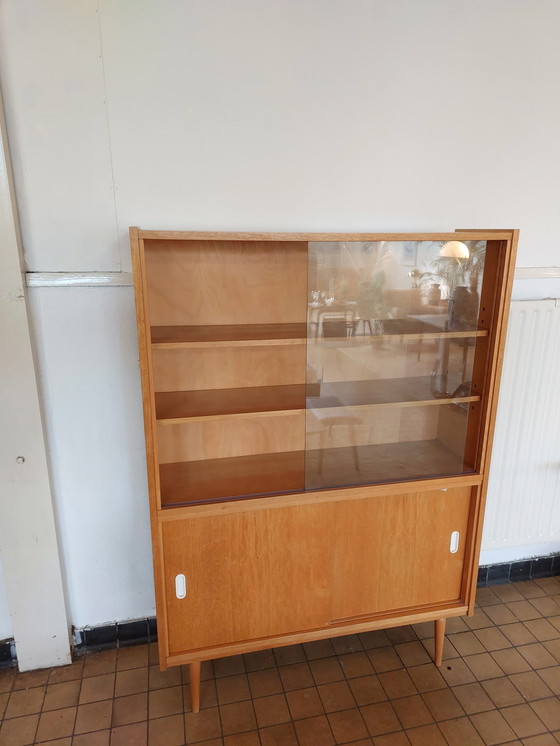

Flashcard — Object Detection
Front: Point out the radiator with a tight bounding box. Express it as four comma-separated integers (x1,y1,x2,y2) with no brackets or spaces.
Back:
482,299,560,554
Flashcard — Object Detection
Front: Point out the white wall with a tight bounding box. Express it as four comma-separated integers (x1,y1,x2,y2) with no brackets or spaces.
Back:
0,1,559,629
0,560,12,640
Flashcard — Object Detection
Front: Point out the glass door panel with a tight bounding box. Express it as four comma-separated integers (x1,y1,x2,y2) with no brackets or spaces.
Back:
305,239,487,490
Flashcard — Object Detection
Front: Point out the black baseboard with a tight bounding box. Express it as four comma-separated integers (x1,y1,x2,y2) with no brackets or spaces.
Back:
478,554,560,587
0,639,15,669
74,616,158,654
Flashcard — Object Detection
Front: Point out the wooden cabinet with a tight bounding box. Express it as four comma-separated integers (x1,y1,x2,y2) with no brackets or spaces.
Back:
131,229,517,711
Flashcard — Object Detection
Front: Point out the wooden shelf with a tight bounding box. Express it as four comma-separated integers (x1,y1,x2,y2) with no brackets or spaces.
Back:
155,378,479,423
308,377,479,411
159,440,474,507
305,440,474,491
151,323,307,348
160,452,305,507
155,385,308,422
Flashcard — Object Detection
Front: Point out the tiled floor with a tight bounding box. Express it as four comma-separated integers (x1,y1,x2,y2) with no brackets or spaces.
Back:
3,580,560,744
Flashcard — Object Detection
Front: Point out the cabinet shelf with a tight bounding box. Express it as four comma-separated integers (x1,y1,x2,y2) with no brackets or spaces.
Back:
155,378,479,423
151,323,307,348
159,440,474,507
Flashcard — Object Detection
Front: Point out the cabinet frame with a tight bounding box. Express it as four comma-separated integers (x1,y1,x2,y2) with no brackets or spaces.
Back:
131,228,518,709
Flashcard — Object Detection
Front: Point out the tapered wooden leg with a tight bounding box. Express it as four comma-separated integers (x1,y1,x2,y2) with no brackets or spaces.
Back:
434,618,446,667
190,661,201,713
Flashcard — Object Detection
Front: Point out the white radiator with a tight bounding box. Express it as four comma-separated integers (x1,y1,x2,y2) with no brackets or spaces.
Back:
481,299,560,561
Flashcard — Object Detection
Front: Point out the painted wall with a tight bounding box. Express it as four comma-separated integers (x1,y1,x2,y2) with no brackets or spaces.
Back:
0,560,11,640
0,1,559,628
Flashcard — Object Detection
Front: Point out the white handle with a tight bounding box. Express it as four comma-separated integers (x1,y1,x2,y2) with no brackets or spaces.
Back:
175,573,187,599
449,531,460,554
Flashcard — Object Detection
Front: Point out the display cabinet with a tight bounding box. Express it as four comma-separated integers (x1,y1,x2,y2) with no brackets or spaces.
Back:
131,228,517,712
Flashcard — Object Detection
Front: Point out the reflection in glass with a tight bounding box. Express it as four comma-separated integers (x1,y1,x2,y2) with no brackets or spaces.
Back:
305,240,487,490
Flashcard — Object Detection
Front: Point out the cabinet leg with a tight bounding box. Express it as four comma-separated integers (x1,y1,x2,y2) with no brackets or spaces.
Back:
190,661,201,713
434,618,446,667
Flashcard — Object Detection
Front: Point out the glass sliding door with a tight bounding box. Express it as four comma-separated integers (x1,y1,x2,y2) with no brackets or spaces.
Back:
305,239,487,490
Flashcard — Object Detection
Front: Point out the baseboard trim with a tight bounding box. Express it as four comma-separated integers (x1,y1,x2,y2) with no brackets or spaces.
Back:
478,553,560,587
0,639,16,669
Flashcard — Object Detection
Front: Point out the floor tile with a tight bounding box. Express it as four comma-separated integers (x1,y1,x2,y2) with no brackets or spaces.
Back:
147,713,185,746
438,715,485,745
109,720,148,746
285,686,324,720
407,664,446,693
393,643,431,668
294,714,335,746
82,651,116,679
148,664,181,690
339,651,376,678
530,698,560,731
247,669,282,698
481,677,525,708
318,680,355,712
72,731,111,746
500,703,547,738
113,668,148,697
309,656,345,684
378,670,417,699
449,632,486,657
252,693,289,728
4,687,45,719
184,707,222,742
116,645,149,672
327,708,369,742
34,706,76,742
216,674,251,704
278,662,314,691
491,648,532,674
74,699,113,734
392,694,433,728
452,682,494,714
79,674,114,704
0,713,39,746
349,675,388,706
42,680,81,711
518,644,558,670
463,652,505,680
111,692,147,726
220,699,259,734
361,701,401,737
470,709,517,745
12,670,49,691
259,721,299,745
406,722,447,745
422,688,463,721
510,671,554,701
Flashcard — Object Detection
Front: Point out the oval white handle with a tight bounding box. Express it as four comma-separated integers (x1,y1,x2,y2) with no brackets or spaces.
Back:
449,531,460,554
175,574,187,599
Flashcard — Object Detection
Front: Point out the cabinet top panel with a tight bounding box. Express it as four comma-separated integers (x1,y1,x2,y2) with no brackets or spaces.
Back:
134,229,517,242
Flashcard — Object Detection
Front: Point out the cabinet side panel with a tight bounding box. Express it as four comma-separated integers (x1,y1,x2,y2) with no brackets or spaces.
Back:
162,503,336,653
130,228,169,661
466,232,519,610
332,487,472,621
143,240,308,326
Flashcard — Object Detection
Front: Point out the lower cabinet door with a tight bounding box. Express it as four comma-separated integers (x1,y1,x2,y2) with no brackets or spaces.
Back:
331,487,473,622
161,501,336,655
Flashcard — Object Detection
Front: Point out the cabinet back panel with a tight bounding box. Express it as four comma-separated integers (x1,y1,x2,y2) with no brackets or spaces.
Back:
162,504,335,652
157,413,305,463
144,240,308,326
152,345,306,391
331,487,472,621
